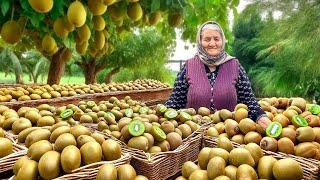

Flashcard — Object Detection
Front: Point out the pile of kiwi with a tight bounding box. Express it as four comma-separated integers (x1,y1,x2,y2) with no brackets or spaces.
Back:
12,124,125,179
96,163,148,180
206,97,320,160
0,79,170,102
98,103,205,153
0,127,13,158
175,144,303,180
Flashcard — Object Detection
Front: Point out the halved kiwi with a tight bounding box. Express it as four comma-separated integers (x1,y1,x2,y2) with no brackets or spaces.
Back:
291,115,308,127
124,108,133,117
266,122,282,138
60,109,73,119
128,120,145,136
164,110,178,119
309,105,320,115
139,107,149,114
179,111,192,122
156,104,167,114
151,125,167,141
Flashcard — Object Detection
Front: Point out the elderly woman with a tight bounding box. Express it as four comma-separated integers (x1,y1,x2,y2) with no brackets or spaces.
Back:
166,21,271,129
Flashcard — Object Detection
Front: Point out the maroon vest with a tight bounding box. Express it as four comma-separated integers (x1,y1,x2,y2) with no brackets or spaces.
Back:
186,56,239,111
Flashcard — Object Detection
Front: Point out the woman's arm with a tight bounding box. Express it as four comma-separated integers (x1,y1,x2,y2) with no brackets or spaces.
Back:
165,64,189,109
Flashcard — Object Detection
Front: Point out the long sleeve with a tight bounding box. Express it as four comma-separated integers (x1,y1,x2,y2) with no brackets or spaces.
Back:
236,65,266,121
165,64,189,109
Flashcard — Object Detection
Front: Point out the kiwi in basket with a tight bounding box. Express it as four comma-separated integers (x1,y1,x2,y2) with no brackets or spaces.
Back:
128,120,145,137
60,109,73,119
151,125,166,142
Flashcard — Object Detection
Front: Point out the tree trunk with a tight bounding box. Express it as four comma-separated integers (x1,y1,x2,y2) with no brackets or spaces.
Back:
47,47,70,85
105,67,120,84
84,59,97,84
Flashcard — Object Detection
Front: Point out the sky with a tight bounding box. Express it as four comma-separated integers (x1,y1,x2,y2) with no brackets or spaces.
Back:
166,0,253,71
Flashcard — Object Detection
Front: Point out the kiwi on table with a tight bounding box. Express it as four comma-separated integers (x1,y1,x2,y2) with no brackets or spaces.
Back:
265,122,282,138
60,109,73,119
128,120,145,137
151,125,166,142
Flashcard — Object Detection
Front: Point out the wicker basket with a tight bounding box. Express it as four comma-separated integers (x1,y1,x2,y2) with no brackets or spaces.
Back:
0,133,27,173
203,136,319,180
100,123,209,180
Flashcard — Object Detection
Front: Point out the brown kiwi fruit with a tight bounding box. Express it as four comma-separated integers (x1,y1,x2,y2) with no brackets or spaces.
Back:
231,134,244,144
229,148,255,167
161,121,175,134
189,170,208,180
257,156,277,179
217,137,233,152
214,122,225,134
280,127,296,143
143,133,154,149
148,146,162,153
273,158,303,180
156,140,170,152
207,156,226,179
305,115,320,127
296,126,315,142
178,124,192,139
277,137,294,154
166,132,182,150
198,147,212,169
245,143,263,164
260,137,278,152
244,132,262,145
219,109,233,120
273,114,290,127
181,161,200,178
236,164,258,180
238,118,256,134
294,142,317,158
210,111,221,123
234,108,248,122
128,136,149,152
313,127,320,143
209,148,230,163
224,119,240,137
225,165,237,180
206,127,219,137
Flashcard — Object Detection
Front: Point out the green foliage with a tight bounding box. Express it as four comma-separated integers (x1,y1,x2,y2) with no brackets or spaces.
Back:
234,1,320,102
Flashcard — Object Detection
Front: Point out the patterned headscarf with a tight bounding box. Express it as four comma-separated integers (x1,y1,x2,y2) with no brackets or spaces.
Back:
196,21,234,67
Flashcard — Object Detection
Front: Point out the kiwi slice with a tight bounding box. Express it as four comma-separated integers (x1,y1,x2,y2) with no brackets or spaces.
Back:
87,101,96,108
139,107,149,114
179,111,192,122
164,110,178,119
151,125,167,141
310,105,320,115
266,122,282,138
156,104,167,114
60,109,73,119
124,108,134,117
128,120,145,136
291,115,308,127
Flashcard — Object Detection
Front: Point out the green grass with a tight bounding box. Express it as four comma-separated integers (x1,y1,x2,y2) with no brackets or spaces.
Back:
0,72,85,84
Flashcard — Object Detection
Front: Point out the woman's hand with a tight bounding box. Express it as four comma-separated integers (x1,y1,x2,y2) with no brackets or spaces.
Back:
257,116,272,130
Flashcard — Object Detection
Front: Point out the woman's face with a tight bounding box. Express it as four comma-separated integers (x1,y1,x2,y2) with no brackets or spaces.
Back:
201,29,223,56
